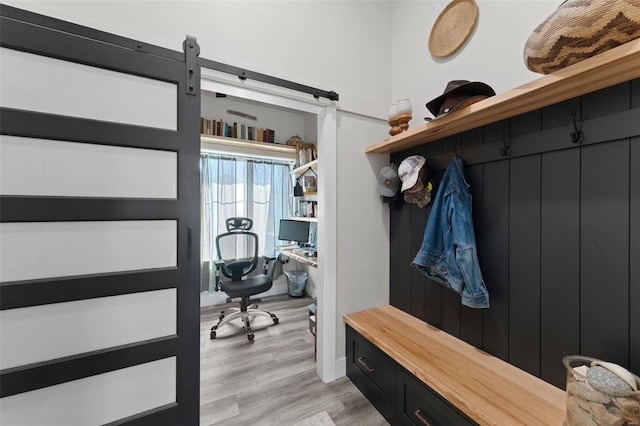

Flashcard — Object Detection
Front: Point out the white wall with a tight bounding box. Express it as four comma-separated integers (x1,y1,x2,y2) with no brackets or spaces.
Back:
335,111,390,368
390,0,557,124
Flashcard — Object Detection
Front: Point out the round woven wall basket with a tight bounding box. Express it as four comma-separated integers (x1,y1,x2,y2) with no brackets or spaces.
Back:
524,0,640,74
428,0,479,58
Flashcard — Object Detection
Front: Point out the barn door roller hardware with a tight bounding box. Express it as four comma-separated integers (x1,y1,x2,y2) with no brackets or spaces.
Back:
198,57,339,102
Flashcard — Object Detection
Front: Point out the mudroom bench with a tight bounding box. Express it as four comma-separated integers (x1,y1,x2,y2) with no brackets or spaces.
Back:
344,305,566,425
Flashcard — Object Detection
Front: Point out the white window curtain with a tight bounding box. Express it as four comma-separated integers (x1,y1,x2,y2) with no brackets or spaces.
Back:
200,154,293,292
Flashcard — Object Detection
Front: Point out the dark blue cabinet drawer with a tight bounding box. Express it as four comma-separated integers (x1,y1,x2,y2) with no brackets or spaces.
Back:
346,324,394,422
396,366,477,426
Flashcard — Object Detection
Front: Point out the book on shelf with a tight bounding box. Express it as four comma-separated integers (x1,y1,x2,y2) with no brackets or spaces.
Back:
201,117,211,135
297,200,318,218
266,128,275,143
297,145,317,167
200,117,277,144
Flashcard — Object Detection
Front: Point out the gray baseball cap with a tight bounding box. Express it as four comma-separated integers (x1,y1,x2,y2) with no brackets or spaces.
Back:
377,164,400,197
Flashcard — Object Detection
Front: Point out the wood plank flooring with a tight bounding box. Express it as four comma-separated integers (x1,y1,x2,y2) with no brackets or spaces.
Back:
200,294,389,426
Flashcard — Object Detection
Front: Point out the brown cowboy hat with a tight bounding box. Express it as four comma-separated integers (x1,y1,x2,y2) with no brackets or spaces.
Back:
426,80,495,117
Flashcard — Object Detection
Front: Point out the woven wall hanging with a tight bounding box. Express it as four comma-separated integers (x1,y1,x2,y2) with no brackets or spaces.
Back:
428,0,479,58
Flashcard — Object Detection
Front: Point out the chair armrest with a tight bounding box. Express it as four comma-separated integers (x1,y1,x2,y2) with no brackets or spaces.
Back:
213,259,225,292
262,256,275,274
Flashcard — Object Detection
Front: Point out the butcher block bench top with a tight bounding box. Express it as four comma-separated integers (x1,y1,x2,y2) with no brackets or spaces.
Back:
343,305,566,426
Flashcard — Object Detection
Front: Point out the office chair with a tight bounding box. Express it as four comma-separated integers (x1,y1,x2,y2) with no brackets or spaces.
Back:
210,217,279,342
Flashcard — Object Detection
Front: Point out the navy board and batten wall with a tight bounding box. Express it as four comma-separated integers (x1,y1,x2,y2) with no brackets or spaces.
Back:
390,78,640,389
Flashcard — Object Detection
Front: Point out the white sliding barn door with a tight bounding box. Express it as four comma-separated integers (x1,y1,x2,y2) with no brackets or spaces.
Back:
0,5,201,425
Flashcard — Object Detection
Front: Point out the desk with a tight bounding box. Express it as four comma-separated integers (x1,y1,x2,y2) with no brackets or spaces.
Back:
276,246,317,268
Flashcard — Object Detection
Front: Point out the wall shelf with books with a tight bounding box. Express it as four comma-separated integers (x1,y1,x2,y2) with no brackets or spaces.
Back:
201,116,277,143
293,196,317,219
295,142,317,168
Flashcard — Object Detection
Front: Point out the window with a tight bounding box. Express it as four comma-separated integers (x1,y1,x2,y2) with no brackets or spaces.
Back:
200,154,293,291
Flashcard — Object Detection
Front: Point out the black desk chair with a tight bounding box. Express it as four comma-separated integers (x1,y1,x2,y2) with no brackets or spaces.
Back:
210,217,279,342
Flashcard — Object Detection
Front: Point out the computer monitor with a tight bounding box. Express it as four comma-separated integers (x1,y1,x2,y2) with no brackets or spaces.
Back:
278,219,310,245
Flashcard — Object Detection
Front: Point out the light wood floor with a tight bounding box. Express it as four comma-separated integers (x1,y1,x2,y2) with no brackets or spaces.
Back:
200,294,389,426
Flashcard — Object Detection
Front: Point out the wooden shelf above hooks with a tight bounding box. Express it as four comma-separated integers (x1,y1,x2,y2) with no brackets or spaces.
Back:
366,38,640,154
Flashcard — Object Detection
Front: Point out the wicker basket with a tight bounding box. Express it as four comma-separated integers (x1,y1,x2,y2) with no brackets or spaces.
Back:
524,0,640,74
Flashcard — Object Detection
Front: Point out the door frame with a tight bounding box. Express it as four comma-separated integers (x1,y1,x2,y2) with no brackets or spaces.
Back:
199,73,339,383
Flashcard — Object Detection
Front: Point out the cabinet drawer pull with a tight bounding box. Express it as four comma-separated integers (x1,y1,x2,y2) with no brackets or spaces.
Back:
414,409,432,426
357,357,375,372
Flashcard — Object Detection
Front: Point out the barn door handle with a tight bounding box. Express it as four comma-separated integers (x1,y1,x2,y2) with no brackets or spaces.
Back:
357,357,375,373
187,226,193,260
414,409,432,426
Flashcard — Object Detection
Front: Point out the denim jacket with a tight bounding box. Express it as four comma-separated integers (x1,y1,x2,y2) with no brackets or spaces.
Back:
411,157,490,308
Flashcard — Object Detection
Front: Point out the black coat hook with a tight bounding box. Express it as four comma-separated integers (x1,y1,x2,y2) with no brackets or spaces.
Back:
571,111,584,144
454,139,462,158
501,132,511,157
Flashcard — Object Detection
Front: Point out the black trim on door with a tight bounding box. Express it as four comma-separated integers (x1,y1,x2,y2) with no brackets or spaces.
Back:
0,108,183,150
0,4,183,62
1,336,178,397
0,8,183,78
0,199,179,222
0,268,179,310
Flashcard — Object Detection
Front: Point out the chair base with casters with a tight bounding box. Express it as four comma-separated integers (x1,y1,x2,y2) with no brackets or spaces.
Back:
210,296,279,341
